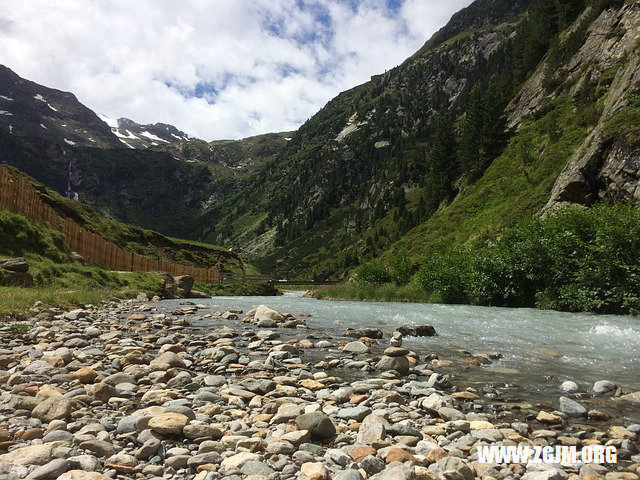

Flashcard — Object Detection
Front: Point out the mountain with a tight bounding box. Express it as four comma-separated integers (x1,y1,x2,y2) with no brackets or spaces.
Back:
0,65,122,149
206,0,640,279
1,0,638,282
154,132,293,168
98,115,196,149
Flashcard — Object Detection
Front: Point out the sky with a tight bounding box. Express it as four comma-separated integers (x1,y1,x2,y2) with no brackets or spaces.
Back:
0,0,472,141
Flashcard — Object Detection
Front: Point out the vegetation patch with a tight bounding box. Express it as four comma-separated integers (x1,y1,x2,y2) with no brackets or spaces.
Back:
322,203,640,315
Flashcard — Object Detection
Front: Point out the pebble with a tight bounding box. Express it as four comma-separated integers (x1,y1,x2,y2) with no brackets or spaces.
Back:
0,300,633,480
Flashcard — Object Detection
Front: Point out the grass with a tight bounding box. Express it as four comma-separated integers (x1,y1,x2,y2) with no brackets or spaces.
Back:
313,281,433,303
195,281,280,297
0,286,118,318
0,208,270,318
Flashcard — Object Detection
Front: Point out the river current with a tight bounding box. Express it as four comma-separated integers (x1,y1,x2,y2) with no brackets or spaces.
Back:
174,291,639,420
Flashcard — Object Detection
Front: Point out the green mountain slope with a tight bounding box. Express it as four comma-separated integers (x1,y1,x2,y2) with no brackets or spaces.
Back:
2,165,246,272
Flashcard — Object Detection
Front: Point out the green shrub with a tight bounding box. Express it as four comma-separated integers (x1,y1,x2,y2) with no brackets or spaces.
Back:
425,203,640,314
416,244,472,304
354,262,391,286
388,248,414,286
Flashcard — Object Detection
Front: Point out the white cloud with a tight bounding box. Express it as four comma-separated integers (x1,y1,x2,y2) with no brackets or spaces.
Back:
0,0,472,140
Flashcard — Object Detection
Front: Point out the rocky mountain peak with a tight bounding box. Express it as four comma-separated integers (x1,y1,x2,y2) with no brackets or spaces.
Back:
0,65,122,148
99,116,195,149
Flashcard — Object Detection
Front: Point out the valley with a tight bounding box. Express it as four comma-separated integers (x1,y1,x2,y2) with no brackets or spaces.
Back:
0,1,639,480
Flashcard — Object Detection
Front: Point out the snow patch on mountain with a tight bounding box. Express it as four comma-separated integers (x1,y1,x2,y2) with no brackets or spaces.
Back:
140,131,169,143
97,113,119,128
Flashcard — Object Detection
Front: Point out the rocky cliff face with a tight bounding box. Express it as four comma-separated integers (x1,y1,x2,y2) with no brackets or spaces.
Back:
507,3,640,210
0,66,122,149
101,116,195,149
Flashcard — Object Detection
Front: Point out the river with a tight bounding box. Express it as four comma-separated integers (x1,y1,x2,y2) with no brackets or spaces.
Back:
179,291,639,421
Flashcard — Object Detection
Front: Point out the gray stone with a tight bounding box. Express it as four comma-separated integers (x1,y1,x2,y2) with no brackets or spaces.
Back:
373,464,416,480
326,448,351,466
360,455,385,475
430,457,474,480
383,347,410,357
559,396,587,416
295,412,336,439
116,416,138,434
337,406,372,422
375,355,409,375
593,380,617,395
343,341,370,354
25,458,70,479
335,470,365,480
344,328,383,339
241,460,274,476
256,318,277,328
521,470,567,480
42,430,73,443
560,381,578,393
1,257,29,272
397,324,436,337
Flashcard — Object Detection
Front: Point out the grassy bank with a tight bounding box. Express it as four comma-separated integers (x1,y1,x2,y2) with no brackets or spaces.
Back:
319,203,640,315
0,208,272,318
195,281,281,297
312,282,432,303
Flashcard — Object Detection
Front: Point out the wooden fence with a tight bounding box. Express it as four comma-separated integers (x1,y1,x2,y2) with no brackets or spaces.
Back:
0,164,220,283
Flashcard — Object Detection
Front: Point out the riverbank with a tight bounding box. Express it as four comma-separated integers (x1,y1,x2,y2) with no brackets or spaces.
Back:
0,255,278,319
0,298,637,479
311,282,433,304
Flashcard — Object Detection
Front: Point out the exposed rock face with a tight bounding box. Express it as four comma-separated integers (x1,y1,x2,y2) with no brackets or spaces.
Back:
0,257,34,287
0,65,122,148
508,3,640,212
0,257,29,272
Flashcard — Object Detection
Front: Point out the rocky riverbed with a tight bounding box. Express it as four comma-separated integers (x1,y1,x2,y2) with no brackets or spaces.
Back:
0,297,638,480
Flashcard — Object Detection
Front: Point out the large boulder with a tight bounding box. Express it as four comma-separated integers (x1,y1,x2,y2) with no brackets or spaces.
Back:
1,270,34,287
357,414,388,444
375,355,409,375
0,444,54,474
174,275,194,296
397,324,436,337
148,413,190,435
559,396,586,416
0,257,29,272
31,397,73,422
593,380,617,395
254,305,285,323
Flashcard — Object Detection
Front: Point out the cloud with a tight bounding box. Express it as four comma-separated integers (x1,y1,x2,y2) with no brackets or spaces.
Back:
0,0,472,140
